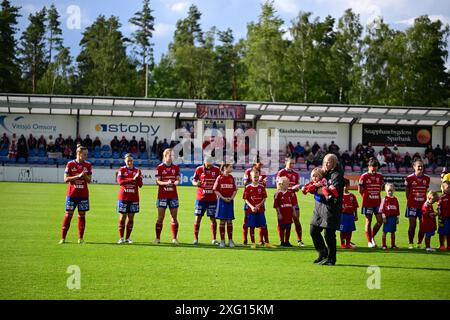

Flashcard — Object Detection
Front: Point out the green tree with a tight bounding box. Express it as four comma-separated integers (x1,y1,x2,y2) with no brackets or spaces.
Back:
243,0,287,102
46,4,63,64
0,0,21,92
403,16,450,106
76,15,140,96
18,7,47,93
129,0,155,96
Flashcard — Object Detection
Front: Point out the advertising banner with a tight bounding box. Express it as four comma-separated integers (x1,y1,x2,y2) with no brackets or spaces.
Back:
362,125,432,147
196,103,246,120
0,114,76,137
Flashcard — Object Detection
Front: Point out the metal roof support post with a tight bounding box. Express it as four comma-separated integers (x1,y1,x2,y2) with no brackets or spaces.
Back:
443,121,450,149
349,118,357,152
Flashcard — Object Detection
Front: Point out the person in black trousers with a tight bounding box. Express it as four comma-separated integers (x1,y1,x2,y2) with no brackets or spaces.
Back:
310,153,345,266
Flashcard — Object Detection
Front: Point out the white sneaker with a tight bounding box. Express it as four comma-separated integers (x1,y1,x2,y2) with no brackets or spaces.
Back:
371,239,377,248
426,248,435,252
212,239,220,245
298,240,305,247
229,240,235,248
368,242,374,248
78,239,84,244
154,239,160,244
172,239,179,245
193,239,199,245
117,238,125,244
349,242,357,249
58,239,65,244
408,243,414,249
125,239,133,244
219,240,226,247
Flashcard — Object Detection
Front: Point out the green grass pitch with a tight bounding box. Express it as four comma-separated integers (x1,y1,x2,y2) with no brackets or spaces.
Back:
0,182,449,300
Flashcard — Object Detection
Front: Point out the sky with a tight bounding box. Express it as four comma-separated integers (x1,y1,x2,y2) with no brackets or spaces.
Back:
12,0,450,66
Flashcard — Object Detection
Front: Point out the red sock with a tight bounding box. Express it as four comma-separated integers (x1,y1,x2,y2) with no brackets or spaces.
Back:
382,233,387,247
250,228,255,243
262,227,269,243
347,232,352,246
219,223,226,241
118,219,125,238
126,222,133,239
418,230,425,244
259,228,263,243
372,223,381,240
78,214,86,239
425,237,431,249
61,213,73,239
366,227,372,242
340,232,346,245
211,222,217,240
194,222,200,240
391,233,396,247
227,223,233,240
285,226,291,243
278,225,285,243
408,225,415,243
155,222,163,239
295,223,302,242
171,222,179,240
243,215,248,242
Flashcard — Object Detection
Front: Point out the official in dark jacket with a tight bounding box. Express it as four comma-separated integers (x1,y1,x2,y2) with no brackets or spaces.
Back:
310,153,345,266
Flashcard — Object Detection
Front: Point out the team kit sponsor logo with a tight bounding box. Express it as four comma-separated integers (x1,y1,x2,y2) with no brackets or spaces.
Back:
95,122,160,136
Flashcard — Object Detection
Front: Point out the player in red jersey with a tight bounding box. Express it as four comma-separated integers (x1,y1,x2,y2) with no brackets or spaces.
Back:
379,183,400,250
340,178,359,249
358,158,384,248
437,181,450,250
421,191,439,252
155,149,181,244
192,156,221,245
116,154,143,244
274,176,296,247
243,159,267,245
302,168,338,199
59,145,92,244
405,159,430,249
276,157,303,246
213,163,238,248
243,170,274,248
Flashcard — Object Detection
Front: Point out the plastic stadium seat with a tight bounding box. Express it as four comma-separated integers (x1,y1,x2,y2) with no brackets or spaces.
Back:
94,146,101,153
398,167,406,173
140,152,148,160
8,157,16,164
17,157,26,164
29,157,38,164
101,145,111,152
103,159,111,167
47,158,55,165
57,158,67,166
113,159,121,167
353,166,361,172
0,149,8,156
94,152,101,159
140,160,149,167
38,150,46,157
30,149,38,157
102,152,112,158
94,159,102,167
112,152,120,159
0,156,8,163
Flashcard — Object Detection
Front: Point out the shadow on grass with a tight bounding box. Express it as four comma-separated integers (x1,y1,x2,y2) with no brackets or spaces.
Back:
334,263,450,272
61,241,450,256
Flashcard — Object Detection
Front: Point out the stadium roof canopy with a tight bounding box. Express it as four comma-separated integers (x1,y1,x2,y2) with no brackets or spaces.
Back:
0,93,449,126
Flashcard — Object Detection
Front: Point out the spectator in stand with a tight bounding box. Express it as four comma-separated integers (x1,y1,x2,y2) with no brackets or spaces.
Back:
376,151,387,168
0,133,9,151
294,142,305,160
434,144,444,166
110,136,120,153
382,144,392,158
328,141,340,156
364,143,375,160
93,136,102,150
47,135,56,152
312,142,320,155
83,135,93,151
138,137,146,154
120,136,129,153
322,144,328,155
38,135,46,151
304,141,312,156
353,149,365,172
169,140,177,149
424,145,433,157
152,136,158,155
403,152,412,168
74,134,83,147
8,139,17,159
27,134,37,151
305,152,315,170
17,134,28,162
55,134,64,152
162,138,169,151
314,149,325,167
63,144,72,159
412,152,422,163
65,135,74,150
341,150,352,170
355,143,364,155
286,141,295,158
445,146,450,167
129,136,138,154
